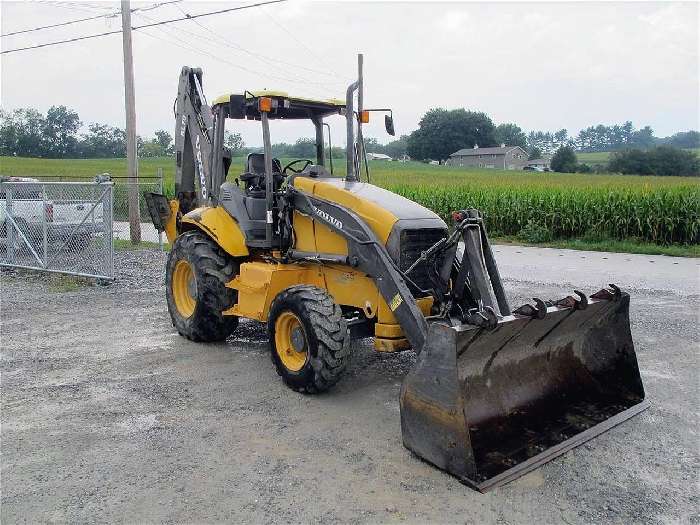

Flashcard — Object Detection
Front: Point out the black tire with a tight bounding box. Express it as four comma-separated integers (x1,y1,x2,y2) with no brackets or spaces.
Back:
268,285,350,394
166,230,239,342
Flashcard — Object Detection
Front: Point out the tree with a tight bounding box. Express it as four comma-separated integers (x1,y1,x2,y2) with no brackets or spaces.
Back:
363,137,383,154
608,146,699,176
78,123,126,158
553,129,569,149
665,131,700,149
407,108,496,161
527,130,556,155
494,123,526,148
384,135,409,159
0,109,19,156
139,141,164,158
154,130,173,156
289,137,316,158
631,126,654,149
528,146,542,160
0,108,45,157
550,146,578,173
41,106,81,158
621,121,634,146
224,131,244,154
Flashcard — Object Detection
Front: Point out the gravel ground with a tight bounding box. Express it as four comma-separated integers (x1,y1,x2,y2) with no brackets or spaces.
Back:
1,247,698,524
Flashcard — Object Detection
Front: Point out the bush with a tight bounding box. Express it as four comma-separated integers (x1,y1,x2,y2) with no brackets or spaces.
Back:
576,163,593,173
608,146,699,176
517,220,553,243
551,146,578,173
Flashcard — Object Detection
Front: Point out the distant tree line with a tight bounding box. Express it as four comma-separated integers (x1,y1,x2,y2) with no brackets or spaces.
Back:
0,106,181,159
547,144,698,176
2,105,698,177
404,107,699,163
607,146,698,177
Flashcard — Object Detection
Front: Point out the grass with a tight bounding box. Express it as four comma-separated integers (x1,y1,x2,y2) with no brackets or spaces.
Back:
2,155,696,190
0,156,170,181
114,239,167,251
47,275,82,292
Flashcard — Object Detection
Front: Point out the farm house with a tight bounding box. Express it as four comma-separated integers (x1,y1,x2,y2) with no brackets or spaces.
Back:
446,144,529,170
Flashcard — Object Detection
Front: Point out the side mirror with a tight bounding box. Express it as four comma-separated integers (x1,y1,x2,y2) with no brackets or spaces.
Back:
385,114,395,136
229,94,247,119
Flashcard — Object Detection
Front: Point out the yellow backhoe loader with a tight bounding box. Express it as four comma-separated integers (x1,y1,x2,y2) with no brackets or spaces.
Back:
145,55,648,491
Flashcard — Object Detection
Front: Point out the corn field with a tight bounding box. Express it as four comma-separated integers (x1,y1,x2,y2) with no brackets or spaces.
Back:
3,156,698,246
388,183,700,245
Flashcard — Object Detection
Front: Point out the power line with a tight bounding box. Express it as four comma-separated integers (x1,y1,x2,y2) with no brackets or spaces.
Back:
27,1,109,15
259,4,344,80
172,3,347,82
2,13,115,37
1,0,285,54
1,28,123,53
1,0,182,38
138,24,340,96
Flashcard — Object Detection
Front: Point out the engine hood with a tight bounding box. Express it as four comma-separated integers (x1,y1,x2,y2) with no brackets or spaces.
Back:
292,176,447,243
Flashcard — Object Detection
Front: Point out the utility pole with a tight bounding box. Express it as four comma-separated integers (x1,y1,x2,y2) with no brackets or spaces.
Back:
121,0,141,243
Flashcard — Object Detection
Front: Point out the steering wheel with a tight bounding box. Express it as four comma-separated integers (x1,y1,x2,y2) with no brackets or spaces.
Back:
283,159,313,174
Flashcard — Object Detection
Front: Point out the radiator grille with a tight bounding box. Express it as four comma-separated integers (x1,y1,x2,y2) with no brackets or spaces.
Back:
399,228,447,293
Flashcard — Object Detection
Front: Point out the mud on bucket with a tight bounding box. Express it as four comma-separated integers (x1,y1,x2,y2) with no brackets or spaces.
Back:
399,291,648,492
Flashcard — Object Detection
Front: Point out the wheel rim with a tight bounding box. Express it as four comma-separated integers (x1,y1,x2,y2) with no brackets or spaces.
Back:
274,311,308,372
172,259,197,318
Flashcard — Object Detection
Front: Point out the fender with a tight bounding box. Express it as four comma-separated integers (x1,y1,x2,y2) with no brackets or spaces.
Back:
180,206,249,257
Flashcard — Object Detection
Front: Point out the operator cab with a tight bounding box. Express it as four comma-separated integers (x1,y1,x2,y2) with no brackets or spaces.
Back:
214,91,346,248
207,89,392,249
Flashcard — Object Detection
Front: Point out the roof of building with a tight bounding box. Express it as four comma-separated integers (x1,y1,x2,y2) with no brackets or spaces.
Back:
368,152,392,159
212,91,345,120
450,146,525,157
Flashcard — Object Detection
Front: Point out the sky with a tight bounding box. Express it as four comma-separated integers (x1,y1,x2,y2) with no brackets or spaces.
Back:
1,0,698,148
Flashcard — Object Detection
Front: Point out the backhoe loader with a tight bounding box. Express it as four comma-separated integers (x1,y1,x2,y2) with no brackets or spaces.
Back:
145,55,648,491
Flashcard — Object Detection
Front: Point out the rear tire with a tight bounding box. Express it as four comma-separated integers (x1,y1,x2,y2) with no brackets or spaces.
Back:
166,230,239,342
268,285,350,394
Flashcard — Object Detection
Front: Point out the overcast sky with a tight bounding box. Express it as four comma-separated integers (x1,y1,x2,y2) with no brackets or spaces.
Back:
1,1,698,147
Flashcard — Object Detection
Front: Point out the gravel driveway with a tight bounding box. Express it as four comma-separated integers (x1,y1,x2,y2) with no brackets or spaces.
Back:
1,246,698,524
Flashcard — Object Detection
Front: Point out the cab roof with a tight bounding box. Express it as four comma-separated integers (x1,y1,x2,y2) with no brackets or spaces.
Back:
212,90,345,120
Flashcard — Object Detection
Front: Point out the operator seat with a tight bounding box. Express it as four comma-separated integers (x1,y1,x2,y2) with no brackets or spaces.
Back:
246,152,282,177
234,153,283,230
240,153,284,195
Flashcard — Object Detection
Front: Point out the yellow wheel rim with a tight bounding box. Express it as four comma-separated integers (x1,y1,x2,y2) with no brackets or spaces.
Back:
172,259,197,318
274,311,308,372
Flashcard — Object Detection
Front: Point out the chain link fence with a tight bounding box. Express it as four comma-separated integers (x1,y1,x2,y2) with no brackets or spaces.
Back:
0,170,166,279
111,176,164,247
0,181,114,279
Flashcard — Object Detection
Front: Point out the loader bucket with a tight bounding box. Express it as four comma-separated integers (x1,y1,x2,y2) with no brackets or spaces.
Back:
400,290,648,492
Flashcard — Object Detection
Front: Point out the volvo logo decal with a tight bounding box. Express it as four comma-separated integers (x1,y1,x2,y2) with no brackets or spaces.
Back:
315,207,343,230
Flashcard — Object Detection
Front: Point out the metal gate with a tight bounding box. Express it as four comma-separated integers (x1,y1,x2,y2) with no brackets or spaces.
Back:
0,181,114,279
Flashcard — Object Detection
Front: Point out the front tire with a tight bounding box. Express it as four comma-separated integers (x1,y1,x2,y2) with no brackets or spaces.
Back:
166,230,239,342
268,285,350,394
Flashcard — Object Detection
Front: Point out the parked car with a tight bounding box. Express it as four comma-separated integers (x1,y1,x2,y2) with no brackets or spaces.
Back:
0,177,104,247
523,165,545,172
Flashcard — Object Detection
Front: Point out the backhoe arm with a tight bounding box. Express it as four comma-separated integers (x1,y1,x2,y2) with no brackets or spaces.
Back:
174,66,215,213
